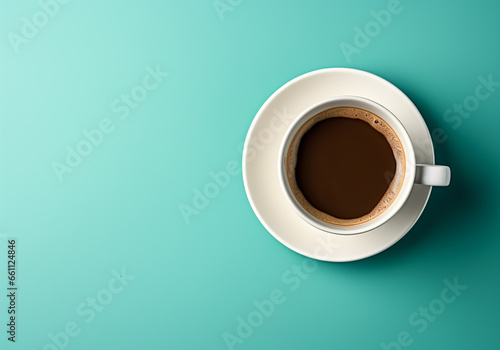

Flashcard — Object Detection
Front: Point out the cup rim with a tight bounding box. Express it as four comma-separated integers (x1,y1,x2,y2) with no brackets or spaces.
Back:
278,95,416,235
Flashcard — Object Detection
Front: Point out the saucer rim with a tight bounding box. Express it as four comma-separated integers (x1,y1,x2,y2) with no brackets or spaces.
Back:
242,67,434,262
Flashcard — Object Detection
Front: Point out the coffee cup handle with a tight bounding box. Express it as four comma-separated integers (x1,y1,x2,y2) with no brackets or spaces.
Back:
415,164,451,186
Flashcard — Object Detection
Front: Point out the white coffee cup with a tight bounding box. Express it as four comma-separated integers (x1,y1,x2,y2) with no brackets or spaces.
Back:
278,96,451,235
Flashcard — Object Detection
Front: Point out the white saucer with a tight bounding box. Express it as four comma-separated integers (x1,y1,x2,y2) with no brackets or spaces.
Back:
242,68,435,262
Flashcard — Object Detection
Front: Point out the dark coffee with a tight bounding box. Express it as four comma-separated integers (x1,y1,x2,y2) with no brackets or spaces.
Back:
285,107,405,226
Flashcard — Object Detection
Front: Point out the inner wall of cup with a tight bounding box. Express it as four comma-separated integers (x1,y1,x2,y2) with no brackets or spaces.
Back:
285,106,406,227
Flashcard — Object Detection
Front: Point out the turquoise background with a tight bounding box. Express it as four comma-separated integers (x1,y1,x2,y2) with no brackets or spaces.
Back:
1,0,499,349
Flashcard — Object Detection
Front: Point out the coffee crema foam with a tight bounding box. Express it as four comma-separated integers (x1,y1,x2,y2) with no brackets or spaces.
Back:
286,107,405,226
